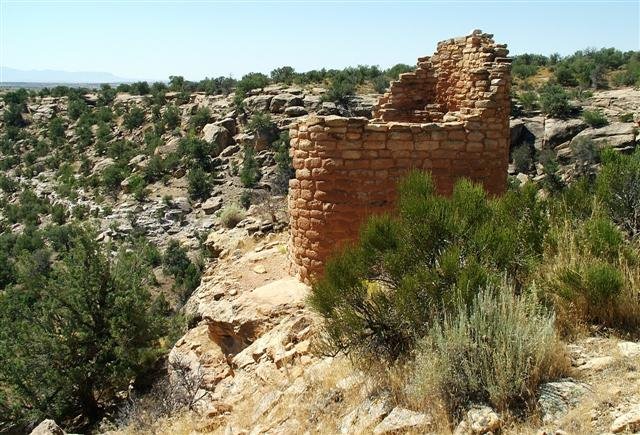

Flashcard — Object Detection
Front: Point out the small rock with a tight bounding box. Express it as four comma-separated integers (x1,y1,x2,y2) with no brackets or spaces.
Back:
611,404,640,433
284,106,308,117
373,407,430,434
579,356,615,371
30,420,65,435
253,265,267,274
202,196,223,215
463,405,501,434
618,341,640,358
538,380,590,422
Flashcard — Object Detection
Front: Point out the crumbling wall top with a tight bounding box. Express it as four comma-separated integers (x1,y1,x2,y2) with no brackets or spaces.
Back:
372,29,510,124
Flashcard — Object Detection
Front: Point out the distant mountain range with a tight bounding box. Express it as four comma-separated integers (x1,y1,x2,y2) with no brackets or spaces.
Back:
0,66,135,84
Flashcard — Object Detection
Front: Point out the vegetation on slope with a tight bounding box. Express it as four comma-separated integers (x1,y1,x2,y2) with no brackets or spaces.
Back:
310,149,640,418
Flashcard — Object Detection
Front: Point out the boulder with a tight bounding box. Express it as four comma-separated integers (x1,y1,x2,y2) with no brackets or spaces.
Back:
520,116,545,150
618,341,640,358
467,406,501,434
373,407,431,434
340,396,393,434
317,102,340,116
128,154,148,170
538,379,590,422
349,94,378,118
171,196,192,213
570,122,636,150
284,106,308,117
169,324,231,390
155,136,181,156
202,123,232,150
216,117,237,136
510,118,525,146
92,157,115,174
242,95,273,113
202,196,223,215
611,404,640,433
543,118,588,148
303,95,323,112
269,93,304,113
29,420,65,435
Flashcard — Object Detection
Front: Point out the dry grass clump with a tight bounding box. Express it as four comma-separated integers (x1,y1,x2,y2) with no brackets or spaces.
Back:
538,217,640,335
219,203,245,228
408,283,570,418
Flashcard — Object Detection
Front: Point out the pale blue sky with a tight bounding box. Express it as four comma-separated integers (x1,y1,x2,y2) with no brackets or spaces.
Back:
1,0,639,81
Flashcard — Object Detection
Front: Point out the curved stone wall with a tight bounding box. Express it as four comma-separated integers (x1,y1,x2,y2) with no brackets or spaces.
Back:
288,30,511,283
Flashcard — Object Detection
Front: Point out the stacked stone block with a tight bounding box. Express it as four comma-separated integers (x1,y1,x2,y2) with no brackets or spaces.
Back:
289,30,511,283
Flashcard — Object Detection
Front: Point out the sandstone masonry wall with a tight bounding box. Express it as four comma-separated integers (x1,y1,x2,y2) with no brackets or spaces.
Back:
288,30,512,283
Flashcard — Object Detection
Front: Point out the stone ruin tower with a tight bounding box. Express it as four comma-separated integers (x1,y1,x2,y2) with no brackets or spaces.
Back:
288,30,511,283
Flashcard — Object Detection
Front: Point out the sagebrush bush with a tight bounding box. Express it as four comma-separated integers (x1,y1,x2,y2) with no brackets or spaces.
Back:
310,172,547,360
410,283,567,416
219,204,245,229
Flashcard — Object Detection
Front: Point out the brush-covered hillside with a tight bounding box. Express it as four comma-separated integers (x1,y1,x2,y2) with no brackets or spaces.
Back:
1,48,640,435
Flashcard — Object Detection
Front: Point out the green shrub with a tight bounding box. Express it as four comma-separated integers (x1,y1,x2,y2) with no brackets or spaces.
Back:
270,66,296,84
130,81,150,95
67,98,87,120
247,112,277,137
322,73,356,106
240,145,261,187
539,215,640,332
0,227,169,430
511,143,532,173
0,175,18,193
179,135,218,171
163,104,180,130
410,284,566,415
123,106,145,131
582,109,608,128
539,83,572,118
309,172,547,360
234,72,270,105
97,84,116,106
48,116,66,145
554,64,578,86
274,131,294,193
570,137,599,168
512,62,539,79
128,174,150,202
101,164,127,195
596,149,640,237
143,155,165,183
219,204,245,229
517,91,538,111
619,113,634,123
240,190,252,209
187,166,212,201
163,239,191,278
372,75,389,93
189,107,211,132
